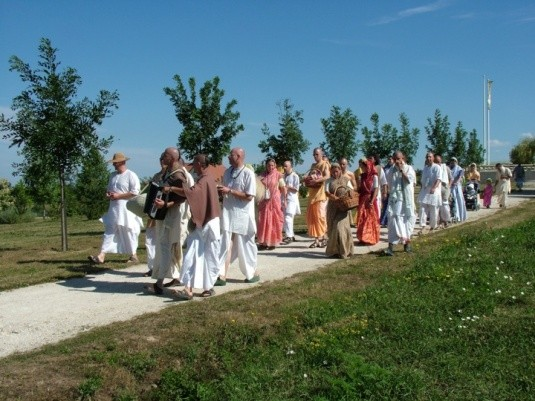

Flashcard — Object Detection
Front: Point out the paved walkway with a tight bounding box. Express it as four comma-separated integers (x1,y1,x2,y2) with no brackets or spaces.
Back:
0,194,532,358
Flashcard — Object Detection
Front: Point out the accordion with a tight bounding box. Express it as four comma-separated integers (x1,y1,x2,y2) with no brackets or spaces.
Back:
143,182,168,220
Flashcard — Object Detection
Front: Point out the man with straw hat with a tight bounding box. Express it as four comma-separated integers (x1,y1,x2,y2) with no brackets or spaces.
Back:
89,152,143,265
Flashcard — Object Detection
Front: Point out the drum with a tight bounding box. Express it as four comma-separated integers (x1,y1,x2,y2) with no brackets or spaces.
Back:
255,175,266,204
143,182,167,220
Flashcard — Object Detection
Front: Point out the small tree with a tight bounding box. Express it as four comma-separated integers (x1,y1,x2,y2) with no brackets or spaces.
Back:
397,113,420,165
425,109,451,159
258,99,311,166
320,105,360,165
75,148,110,220
164,75,244,165
0,179,14,211
451,122,468,165
465,129,485,166
360,113,398,161
0,38,118,250
509,137,535,164
11,181,33,215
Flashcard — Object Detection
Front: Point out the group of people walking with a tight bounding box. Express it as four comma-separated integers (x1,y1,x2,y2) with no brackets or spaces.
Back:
89,147,261,300
89,146,518,298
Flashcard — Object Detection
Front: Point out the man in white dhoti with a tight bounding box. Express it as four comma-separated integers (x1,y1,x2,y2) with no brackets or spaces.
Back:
418,152,442,232
215,147,259,285
450,157,467,222
281,160,301,244
144,153,166,277
384,151,416,256
89,152,142,265
161,154,221,300
149,147,194,295
494,163,512,209
434,154,452,228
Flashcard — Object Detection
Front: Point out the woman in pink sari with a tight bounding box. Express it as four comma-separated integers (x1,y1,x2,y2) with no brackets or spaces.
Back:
257,159,284,250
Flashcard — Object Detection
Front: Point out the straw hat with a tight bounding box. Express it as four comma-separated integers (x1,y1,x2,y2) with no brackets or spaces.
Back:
107,152,130,163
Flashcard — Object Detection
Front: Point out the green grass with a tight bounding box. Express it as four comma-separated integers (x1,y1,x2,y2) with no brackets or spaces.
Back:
0,202,533,400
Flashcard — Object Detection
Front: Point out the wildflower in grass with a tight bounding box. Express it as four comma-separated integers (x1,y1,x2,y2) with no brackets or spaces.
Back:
438,328,443,332
496,266,500,271
521,292,525,295
500,261,504,264
286,349,295,355
512,296,516,300
303,373,308,378
527,282,532,286
462,288,466,291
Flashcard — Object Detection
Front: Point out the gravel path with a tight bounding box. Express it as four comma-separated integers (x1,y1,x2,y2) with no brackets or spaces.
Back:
0,196,530,358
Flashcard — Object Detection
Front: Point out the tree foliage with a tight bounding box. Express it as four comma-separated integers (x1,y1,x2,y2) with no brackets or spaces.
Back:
258,99,311,166
75,148,110,220
320,105,360,165
425,109,451,159
509,137,535,164
0,179,14,211
164,75,243,165
11,181,33,215
450,122,468,165
0,38,118,249
360,113,399,161
397,113,420,165
465,129,485,166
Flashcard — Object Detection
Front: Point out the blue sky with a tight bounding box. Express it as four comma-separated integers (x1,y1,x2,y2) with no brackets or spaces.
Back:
1,0,534,182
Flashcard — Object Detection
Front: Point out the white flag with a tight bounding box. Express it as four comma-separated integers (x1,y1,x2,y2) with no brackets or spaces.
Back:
487,80,493,110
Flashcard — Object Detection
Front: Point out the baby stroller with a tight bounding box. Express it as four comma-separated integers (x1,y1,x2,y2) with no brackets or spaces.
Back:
464,182,480,211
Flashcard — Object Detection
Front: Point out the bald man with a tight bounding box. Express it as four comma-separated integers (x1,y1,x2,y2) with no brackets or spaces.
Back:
216,147,260,284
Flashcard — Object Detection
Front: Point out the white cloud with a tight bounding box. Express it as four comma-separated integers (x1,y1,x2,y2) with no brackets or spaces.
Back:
489,139,509,147
370,0,450,25
521,132,534,138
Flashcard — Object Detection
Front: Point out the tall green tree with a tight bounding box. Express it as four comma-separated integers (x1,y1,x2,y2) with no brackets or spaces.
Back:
425,109,451,159
164,75,243,165
509,137,535,164
258,99,311,166
75,148,110,220
465,129,485,166
397,112,420,165
360,113,399,161
320,105,359,165
0,38,118,250
450,122,468,165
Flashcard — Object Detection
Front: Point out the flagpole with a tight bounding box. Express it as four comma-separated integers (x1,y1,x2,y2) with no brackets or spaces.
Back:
483,75,487,164
487,79,493,165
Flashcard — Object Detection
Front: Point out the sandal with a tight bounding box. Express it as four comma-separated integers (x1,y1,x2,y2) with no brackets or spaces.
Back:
164,279,181,287
309,242,319,248
319,239,327,248
88,255,103,265
174,289,193,301
152,283,164,295
201,288,215,298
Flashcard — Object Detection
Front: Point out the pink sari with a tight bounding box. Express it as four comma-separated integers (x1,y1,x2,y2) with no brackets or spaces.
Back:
257,170,284,246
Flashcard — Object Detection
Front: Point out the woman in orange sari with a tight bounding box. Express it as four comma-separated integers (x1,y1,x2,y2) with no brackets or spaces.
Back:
356,159,380,245
305,148,330,248
257,159,284,250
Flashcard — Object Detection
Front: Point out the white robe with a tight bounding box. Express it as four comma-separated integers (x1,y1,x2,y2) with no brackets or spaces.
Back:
100,169,142,255
219,166,258,280
386,164,416,244
180,218,221,290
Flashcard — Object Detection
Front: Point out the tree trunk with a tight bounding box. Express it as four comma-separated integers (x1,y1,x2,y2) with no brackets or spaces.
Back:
59,168,68,251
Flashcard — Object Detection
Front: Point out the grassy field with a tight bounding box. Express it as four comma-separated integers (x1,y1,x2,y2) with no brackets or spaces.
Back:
0,201,534,400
